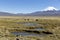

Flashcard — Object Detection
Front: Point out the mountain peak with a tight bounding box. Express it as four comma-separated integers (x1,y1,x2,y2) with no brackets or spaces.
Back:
43,6,58,11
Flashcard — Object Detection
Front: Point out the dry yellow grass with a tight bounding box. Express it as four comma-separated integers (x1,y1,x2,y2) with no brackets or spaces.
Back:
0,16,60,40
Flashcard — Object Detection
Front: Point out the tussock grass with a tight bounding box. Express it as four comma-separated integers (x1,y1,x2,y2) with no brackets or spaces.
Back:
0,16,60,40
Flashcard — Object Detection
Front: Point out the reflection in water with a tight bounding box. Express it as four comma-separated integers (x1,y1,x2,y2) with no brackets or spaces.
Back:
16,22,40,27
24,23,38,26
11,32,40,36
33,28,45,31
12,22,46,36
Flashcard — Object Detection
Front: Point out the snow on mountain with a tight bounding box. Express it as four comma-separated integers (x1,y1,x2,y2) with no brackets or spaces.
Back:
43,6,58,11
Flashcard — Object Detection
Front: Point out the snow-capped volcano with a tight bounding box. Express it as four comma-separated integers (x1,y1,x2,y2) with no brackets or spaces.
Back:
43,6,58,11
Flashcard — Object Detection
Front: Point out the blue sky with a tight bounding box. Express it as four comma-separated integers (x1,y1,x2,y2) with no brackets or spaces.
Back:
0,0,60,13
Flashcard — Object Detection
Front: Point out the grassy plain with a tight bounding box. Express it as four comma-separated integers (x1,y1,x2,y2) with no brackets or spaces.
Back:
0,16,60,40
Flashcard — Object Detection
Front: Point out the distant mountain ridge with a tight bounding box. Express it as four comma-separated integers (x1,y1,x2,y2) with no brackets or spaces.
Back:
27,10,60,16
0,10,60,16
0,6,60,16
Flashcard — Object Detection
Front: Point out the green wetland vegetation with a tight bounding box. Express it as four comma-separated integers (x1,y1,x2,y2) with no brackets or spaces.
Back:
0,16,60,40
